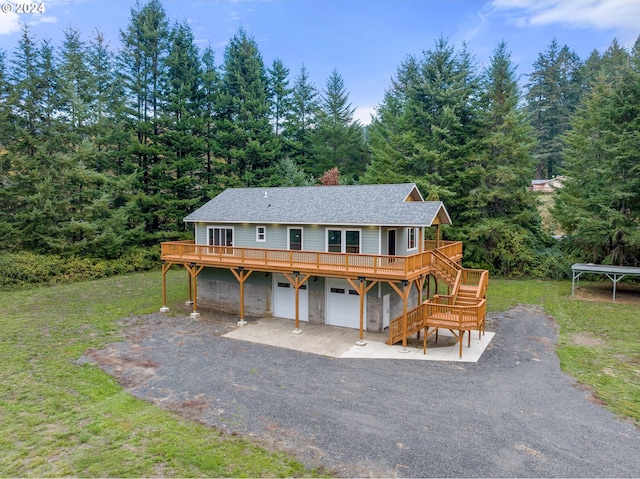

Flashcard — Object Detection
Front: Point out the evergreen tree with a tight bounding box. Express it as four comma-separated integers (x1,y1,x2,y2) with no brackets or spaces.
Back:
553,40,640,266
58,27,92,145
461,42,543,274
363,55,421,185
256,157,314,187
283,64,318,167
86,29,130,174
365,38,481,219
218,27,274,179
157,21,205,233
200,45,223,188
0,48,16,249
119,0,170,237
308,69,366,179
526,39,584,179
268,58,291,139
9,25,43,157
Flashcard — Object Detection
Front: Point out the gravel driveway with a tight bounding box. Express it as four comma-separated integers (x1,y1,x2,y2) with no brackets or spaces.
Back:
81,305,640,477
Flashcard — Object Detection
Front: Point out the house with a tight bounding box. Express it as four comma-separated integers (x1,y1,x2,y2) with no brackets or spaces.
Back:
160,183,488,351
530,176,565,193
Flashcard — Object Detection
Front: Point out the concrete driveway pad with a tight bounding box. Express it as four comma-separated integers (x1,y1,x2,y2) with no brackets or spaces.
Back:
223,317,495,362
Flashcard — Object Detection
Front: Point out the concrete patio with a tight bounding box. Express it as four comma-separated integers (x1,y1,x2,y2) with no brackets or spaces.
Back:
223,317,494,362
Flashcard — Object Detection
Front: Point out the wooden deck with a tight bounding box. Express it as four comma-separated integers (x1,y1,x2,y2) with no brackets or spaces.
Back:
161,240,463,282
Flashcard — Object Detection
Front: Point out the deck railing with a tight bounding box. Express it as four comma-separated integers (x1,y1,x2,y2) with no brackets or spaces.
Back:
161,240,463,280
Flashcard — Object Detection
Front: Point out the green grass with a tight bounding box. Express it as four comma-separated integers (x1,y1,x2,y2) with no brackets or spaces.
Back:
487,278,640,426
0,270,318,477
1,273,638,476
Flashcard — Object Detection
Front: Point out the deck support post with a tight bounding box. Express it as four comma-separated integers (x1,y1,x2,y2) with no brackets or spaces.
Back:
230,267,253,326
401,280,409,352
346,277,378,346
186,265,193,306
185,263,204,319
160,261,172,313
388,280,411,352
284,272,311,335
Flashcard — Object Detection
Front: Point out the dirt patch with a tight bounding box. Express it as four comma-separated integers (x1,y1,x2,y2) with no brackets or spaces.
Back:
571,332,605,347
572,282,640,305
78,306,243,391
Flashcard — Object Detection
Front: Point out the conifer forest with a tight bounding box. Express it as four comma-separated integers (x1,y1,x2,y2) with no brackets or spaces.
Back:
1,0,639,286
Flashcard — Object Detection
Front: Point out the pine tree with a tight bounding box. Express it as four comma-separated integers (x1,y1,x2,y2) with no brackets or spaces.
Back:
0,48,16,250
58,27,92,145
526,39,584,179
218,28,274,179
9,25,43,157
200,45,223,188
366,38,481,219
119,0,170,237
283,64,318,168
87,29,130,175
268,58,291,139
308,69,366,179
553,40,640,266
461,42,543,274
157,21,205,232
364,55,421,185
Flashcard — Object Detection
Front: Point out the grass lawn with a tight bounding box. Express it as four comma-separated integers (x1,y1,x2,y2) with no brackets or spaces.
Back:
0,270,319,477
0,271,638,476
488,278,640,426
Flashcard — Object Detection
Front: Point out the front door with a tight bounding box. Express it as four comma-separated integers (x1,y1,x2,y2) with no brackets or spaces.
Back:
388,229,396,256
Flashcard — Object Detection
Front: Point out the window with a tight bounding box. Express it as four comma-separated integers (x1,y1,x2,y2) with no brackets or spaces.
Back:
407,227,417,251
208,227,233,254
327,228,360,253
288,228,303,250
256,225,266,242
346,231,360,254
328,230,342,252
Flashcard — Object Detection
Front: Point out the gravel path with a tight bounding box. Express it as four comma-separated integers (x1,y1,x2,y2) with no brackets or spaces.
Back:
80,305,640,478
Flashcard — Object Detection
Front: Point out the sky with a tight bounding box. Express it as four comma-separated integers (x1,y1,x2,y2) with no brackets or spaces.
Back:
0,0,638,124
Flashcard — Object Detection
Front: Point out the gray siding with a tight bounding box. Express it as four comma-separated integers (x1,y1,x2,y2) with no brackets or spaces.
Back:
194,222,384,254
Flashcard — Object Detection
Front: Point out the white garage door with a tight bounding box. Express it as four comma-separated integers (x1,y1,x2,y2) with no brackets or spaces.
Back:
326,278,362,329
273,274,308,321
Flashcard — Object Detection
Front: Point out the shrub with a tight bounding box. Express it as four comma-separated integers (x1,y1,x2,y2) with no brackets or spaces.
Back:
0,247,159,290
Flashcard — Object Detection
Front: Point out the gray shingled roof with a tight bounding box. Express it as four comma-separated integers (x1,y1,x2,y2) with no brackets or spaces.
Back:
184,183,452,227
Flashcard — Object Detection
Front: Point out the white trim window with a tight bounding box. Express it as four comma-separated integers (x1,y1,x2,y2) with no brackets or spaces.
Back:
407,227,418,251
326,228,361,253
288,227,303,250
207,226,234,254
256,225,266,242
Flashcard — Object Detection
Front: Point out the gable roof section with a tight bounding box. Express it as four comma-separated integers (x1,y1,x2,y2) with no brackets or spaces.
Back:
184,183,452,227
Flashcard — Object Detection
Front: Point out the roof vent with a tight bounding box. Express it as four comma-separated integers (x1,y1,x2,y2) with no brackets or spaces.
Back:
263,191,268,198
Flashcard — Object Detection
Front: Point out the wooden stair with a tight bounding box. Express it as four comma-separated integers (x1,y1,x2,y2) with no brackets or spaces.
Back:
386,257,489,351
455,285,482,306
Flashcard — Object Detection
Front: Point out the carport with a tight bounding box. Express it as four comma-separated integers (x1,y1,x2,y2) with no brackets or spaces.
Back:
571,263,640,301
